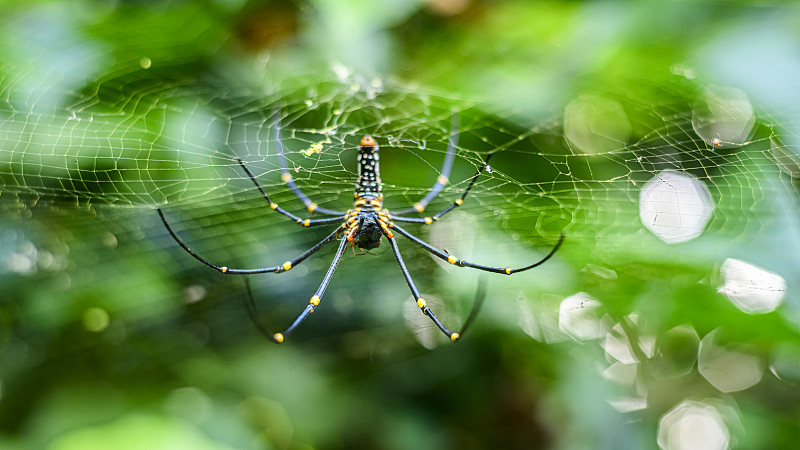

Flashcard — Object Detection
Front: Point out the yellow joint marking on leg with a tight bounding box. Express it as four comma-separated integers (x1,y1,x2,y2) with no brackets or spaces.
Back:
273,332,285,343
303,219,311,226
505,268,512,275
281,173,293,183
270,202,278,210
307,203,318,212
413,202,424,212
378,222,393,238
455,198,464,205
424,217,432,225
447,255,457,264
220,266,228,273
417,298,427,309
437,175,449,185
282,261,292,271
450,332,460,342
310,295,320,306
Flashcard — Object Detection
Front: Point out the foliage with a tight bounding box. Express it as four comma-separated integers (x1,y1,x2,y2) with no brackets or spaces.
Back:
1,0,800,449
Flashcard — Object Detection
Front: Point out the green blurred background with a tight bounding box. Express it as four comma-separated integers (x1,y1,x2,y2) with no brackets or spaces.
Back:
1,0,800,449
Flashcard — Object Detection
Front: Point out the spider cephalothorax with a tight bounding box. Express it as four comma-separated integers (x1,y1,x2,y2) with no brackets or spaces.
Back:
158,113,564,344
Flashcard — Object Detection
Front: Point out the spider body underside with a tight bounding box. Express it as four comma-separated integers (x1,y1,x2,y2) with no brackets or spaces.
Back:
158,114,564,343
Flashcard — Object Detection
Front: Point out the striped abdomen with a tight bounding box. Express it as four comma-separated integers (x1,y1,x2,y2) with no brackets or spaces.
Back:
356,136,382,200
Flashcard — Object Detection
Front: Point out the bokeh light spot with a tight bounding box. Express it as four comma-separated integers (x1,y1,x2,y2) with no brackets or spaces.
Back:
658,400,730,450
698,330,764,393
692,85,755,147
83,307,110,333
564,95,632,154
718,258,785,314
558,292,608,341
639,170,714,243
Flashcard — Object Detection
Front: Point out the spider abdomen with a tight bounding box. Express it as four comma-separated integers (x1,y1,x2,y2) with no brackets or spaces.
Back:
356,136,382,199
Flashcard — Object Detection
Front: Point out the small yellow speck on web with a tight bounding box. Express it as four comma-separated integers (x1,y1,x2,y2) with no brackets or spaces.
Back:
300,142,324,157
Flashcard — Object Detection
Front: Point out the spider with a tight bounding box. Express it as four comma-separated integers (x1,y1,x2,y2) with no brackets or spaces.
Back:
157,113,564,343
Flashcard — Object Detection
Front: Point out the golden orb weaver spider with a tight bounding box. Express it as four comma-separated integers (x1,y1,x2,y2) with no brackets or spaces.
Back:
157,113,564,343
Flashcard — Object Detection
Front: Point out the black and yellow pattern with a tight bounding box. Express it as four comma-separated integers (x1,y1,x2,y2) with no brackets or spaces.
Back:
158,113,563,343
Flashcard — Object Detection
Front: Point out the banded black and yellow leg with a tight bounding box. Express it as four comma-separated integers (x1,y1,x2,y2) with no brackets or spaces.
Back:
393,112,460,215
385,234,463,341
271,117,347,216
391,223,564,275
245,235,350,343
391,152,494,225
158,207,342,274
237,159,346,226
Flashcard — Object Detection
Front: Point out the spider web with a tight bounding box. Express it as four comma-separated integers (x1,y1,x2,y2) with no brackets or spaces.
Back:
3,70,797,232
3,3,800,448
2,60,799,337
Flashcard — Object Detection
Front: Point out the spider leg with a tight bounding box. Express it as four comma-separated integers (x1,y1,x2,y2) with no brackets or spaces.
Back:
158,207,341,274
245,236,350,343
391,152,493,225
391,223,564,275
393,112,459,214
460,275,488,337
385,233,463,341
244,277,275,340
237,158,346,226
272,116,346,216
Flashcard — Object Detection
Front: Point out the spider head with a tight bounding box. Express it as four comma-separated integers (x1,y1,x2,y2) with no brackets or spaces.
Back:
355,213,383,250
